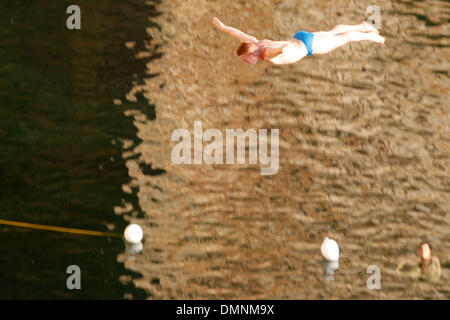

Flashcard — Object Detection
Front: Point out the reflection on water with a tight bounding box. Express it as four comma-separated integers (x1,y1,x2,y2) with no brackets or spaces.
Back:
123,0,449,299
0,0,158,298
322,260,339,282
125,242,144,255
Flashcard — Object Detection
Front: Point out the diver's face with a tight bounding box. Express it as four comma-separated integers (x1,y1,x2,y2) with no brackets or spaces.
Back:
419,244,431,260
239,45,259,64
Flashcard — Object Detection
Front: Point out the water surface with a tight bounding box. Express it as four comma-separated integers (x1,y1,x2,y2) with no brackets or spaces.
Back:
0,0,157,299
124,0,449,299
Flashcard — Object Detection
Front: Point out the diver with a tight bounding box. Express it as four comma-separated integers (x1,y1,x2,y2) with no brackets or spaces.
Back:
213,17,385,65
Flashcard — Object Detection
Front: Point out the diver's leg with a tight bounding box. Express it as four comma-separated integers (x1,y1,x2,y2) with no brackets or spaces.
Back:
329,22,378,35
312,31,384,55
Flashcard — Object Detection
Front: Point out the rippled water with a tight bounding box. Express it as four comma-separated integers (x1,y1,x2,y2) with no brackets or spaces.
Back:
0,0,447,300
121,0,449,299
0,0,155,298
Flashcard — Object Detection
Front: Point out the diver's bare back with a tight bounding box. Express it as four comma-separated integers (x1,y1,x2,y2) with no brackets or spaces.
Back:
258,39,308,65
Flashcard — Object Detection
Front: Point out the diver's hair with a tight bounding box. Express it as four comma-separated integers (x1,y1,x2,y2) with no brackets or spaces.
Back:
419,241,432,251
236,42,251,56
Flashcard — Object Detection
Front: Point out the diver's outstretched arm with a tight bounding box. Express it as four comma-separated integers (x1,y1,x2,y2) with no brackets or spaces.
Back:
213,17,259,43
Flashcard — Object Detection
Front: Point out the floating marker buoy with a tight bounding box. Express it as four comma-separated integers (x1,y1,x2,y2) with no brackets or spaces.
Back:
124,224,143,244
321,237,339,261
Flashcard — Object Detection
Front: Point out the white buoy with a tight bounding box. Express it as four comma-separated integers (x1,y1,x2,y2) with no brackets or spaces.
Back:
124,224,143,244
321,237,339,261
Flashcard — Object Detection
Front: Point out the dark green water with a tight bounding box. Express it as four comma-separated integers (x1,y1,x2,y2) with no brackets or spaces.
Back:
0,0,158,298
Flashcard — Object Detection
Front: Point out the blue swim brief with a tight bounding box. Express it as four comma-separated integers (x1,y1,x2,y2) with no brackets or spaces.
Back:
293,31,314,56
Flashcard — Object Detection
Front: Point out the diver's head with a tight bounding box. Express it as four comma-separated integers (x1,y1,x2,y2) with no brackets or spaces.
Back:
236,42,259,64
419,242,432,260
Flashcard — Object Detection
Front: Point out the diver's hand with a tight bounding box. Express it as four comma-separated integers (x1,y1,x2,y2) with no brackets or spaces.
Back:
213,17,225,29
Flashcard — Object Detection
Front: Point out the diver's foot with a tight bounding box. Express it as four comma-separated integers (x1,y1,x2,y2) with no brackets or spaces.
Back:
362,21,379,34
369,33,385,43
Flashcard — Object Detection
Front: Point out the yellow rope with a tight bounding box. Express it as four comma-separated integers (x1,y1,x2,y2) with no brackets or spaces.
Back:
0,219,122,238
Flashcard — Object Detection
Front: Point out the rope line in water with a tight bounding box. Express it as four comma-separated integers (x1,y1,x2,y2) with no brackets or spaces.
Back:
0,219,122,238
